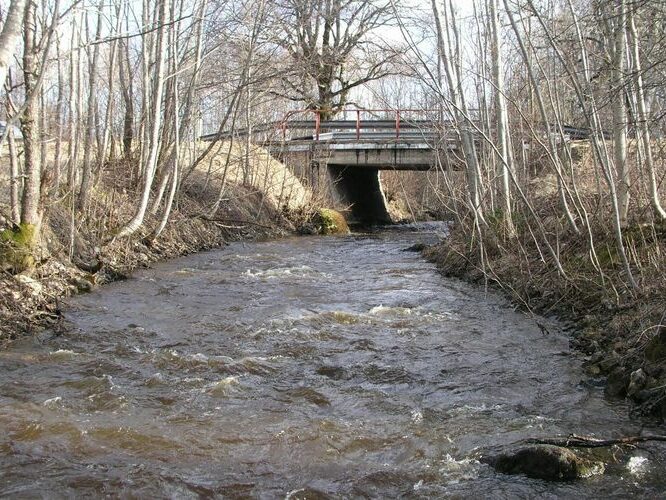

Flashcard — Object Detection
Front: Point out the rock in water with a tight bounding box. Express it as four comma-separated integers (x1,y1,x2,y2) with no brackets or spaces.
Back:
627,368,647,398
315,208,350,235
402,242,427,252
486,445,604,481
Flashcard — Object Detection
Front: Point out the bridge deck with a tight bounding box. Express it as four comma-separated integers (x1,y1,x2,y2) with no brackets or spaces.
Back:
200,114,598,170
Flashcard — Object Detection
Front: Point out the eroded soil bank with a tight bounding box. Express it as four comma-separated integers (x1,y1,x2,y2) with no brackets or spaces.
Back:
424,223,666,423
0,186,299,347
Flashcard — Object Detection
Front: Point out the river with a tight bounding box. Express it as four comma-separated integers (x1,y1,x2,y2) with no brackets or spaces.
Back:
1,224,664,497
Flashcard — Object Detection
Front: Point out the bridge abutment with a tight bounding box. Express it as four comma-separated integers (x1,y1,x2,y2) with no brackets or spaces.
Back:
327,166,392,225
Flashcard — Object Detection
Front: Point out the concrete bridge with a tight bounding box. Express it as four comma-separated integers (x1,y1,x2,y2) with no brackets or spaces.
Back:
200,110,460,224
201,109,596,225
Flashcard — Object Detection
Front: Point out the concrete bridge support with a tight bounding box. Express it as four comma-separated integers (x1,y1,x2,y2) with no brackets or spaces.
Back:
327,165,392,225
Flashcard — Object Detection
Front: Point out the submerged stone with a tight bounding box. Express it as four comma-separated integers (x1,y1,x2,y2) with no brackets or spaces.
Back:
402,242,427,252
316,365,347,380
486,445,604,481
605,366,629,398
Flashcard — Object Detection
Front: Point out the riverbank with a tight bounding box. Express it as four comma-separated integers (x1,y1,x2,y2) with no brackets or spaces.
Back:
0,187,297,348
0,143,315,347
424,221,666,422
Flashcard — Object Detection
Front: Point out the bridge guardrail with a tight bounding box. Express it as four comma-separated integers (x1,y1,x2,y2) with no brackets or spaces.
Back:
200,107,603,144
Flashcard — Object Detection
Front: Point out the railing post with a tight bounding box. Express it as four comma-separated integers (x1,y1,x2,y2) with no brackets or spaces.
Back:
356,110,361,140
314,110,320,141
395,109,401,139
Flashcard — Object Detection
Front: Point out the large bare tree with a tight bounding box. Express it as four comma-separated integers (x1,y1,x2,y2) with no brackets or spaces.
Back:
274,0,400,117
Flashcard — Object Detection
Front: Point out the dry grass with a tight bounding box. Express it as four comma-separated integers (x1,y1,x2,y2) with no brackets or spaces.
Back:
192,140,310,212
422,140,666,419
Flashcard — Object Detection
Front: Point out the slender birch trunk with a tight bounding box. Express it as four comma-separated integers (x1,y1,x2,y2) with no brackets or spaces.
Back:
78,1,104,209
0,0,28,90
150,0,181,240
431,0,485,224
627,4,666,221
610,0,630,226
115,0,169,239
99,1,123,172
8,125,21,223
53,35,65,192
488,0,514,234
504,0,580,233
20,1,42,234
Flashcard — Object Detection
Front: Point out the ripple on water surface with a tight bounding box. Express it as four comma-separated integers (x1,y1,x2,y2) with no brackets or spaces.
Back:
0,225,664,497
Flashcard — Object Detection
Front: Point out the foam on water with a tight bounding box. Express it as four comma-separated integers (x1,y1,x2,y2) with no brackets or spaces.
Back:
627,456,649,477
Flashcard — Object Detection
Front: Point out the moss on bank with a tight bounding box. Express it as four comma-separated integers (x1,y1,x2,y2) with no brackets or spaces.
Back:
1,223,38,272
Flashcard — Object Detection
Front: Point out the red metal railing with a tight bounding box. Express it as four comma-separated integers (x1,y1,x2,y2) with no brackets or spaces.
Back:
277,108,443,142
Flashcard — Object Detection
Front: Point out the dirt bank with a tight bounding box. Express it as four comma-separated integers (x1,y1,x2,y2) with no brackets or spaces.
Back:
1,143,314,347
424,222,666,422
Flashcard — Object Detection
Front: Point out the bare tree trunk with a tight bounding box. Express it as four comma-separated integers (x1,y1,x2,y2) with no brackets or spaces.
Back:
99,1,123,171
488,0,514,234
627,4,666,221
138,0,154,181
431,0,485,224
557,0,639,290
505,0,580,234
53,35,65,192
115,0,169,239
611,0,630,226
0,0,28,88
20,0,42,235
67,13,81,190
150,0,181,240
8,126,21,223
78,1,104,210
119,13,134,163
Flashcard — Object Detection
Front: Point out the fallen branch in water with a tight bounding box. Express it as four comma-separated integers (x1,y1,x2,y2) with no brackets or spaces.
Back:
524,434,666,448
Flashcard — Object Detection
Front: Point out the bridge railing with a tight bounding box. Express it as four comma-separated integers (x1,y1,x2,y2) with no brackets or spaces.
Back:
200,107,599,144
277,108,458,142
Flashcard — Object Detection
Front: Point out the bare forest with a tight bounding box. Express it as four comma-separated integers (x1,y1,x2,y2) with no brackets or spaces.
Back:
0,0,665,396
1,1,666,492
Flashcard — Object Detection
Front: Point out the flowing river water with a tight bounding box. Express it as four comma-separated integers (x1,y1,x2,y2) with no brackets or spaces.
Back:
1,224,665,497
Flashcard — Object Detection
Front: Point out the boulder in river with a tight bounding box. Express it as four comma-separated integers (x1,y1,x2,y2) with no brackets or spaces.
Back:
485,445,604,481
627,368,647,398
314,208,350,235
402,242,427,252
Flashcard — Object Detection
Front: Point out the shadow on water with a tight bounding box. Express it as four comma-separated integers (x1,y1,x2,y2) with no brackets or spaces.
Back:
0,222,664,497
